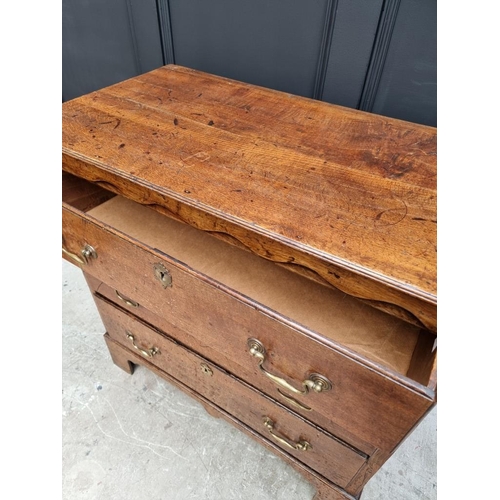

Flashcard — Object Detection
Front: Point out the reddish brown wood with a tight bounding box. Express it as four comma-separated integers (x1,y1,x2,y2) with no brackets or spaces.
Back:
344,449,385,497
64,66,437,500
406,329,437,386
62,171,115,212
62,65,437,332
104,333,359,500
428,353,438,393
85,191,423,377
63,201,434,453
105,334,134,375
99,303,366,489
312,484,361,500
86,273,374,456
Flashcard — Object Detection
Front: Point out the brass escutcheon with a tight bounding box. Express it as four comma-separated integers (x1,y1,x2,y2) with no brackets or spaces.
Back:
200,363,213,376
153,263,172,288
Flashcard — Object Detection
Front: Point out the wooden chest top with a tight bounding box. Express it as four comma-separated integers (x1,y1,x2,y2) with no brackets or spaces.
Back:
62,65,437,332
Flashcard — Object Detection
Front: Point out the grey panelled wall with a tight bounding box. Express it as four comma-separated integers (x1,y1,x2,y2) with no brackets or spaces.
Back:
370,0,437,126
320,0,384,108
62,0,163,102
62,0,436,127
168,0,329,99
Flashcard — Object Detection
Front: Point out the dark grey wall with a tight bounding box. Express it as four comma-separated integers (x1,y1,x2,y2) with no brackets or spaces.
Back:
370,0,437,125
62,0,163,101
62,0,436,126
169,0,329,98
321,0,384,108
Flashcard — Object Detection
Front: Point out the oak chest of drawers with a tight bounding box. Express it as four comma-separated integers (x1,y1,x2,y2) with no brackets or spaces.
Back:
62,65,437,499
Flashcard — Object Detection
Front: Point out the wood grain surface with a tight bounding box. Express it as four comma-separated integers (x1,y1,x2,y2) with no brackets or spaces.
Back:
104,333,360,500
98,295,367,489
87,273,376,457
62,197,435,453
62,65,437,332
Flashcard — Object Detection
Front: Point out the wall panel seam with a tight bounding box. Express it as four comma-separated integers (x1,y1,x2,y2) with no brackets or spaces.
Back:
313,0,339,101
156,0,176,65
357,0,401,112
126,0,142,74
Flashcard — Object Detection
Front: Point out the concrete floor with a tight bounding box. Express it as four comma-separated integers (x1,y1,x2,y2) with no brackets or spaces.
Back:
62,260,437,500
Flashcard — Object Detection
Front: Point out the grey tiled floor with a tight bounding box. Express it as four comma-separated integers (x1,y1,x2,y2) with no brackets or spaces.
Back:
62,260,437,500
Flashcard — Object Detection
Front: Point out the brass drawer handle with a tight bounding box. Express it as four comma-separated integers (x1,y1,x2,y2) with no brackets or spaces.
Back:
115,290,139,308
263,417,311,451
277,389,312,412
247,338,332,396
62,243,97,265
126,332,160,358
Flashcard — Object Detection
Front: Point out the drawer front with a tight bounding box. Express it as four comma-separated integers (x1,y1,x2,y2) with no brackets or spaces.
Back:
63,204,433,453
95,295,367,488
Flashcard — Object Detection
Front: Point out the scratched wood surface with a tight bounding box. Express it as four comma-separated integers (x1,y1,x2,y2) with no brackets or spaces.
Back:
62,199,434,454
62,65,437,332
104,334,360,500
97,295,367,489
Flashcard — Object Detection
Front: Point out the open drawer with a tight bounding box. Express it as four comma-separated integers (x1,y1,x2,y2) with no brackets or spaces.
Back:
63,172,437,455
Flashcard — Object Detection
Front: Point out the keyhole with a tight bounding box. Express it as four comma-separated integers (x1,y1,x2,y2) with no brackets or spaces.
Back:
200,363,213,376
153,263,172,288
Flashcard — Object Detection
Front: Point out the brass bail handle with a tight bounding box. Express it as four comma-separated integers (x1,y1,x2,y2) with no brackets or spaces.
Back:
126,332,160,358
262,417,311,451
115,290,139,308
62,242,97,265
247,338,332,396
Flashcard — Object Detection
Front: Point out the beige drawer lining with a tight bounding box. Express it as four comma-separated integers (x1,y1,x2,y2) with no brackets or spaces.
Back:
89,196,419,375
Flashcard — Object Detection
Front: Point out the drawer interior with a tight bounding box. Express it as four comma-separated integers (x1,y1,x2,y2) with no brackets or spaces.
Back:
63,173,437,389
